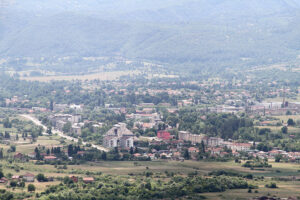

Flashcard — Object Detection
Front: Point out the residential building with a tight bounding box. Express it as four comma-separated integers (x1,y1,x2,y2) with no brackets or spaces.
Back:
23,173,35,182
103,123,135,149
157,130,171,140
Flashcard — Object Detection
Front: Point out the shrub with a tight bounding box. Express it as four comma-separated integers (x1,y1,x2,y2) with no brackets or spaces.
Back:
28,184,36,192
265,182,277,188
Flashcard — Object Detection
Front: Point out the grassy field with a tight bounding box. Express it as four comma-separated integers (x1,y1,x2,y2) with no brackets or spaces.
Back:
274,115,300,123
0,157,300,198
20,70,140,82
255,125,300,133
205,181,300,200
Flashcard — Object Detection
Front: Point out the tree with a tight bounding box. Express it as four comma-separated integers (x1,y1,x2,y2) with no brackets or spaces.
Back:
130,147,134,154
183,149,190,160
287,118,295,126
281,126,288,134
47,126,52,135
62,122,71,134
10,145,16,152
0,148,4,159
38,126,43,136
200,141,205,153
275,154,282,163
50,100,54,111
4,132,10,139
28,184,36,192
3,118,12,128
18,181,25,188
36,173,47,182
10,181,17,187
101,152,107,160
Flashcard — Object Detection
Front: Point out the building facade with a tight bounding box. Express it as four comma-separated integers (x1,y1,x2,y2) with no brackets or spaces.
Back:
103,123,134,149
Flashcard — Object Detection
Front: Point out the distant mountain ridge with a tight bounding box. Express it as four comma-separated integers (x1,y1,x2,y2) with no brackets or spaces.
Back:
1,0,300,71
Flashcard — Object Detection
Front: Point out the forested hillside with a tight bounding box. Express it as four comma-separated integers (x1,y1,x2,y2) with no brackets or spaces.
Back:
1,0,300,72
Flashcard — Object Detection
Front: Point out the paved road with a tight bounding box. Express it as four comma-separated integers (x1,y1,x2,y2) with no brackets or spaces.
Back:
20,114,109,152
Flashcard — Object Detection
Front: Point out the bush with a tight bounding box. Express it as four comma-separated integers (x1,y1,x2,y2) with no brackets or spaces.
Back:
28,184,36,192
36,173,48,182
265,182,277,188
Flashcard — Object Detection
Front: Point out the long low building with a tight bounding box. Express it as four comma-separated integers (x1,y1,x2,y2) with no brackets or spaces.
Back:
178,131,224,147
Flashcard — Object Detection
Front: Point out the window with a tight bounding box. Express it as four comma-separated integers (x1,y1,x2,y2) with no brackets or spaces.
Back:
110,140,113,147
127,140,130,147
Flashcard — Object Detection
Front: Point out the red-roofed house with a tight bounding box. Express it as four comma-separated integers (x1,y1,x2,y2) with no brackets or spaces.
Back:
188,147,199,153
44,156,57,161
0,177,8,184
83,177,94,183
14,153,24,160
157,130,171,140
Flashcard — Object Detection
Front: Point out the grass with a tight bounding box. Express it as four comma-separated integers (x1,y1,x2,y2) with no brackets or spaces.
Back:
20,70,140,82
15,136,61,154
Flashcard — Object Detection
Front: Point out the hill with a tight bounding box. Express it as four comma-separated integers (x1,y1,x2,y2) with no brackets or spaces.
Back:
1,0,300,72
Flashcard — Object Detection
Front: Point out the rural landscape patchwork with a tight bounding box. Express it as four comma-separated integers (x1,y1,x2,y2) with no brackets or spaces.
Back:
1,0,300,199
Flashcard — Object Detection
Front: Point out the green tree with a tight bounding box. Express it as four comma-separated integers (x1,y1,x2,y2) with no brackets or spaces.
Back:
287,118,295,126
281,126,288,134
36,173,47,182
62,122,71,134
28,184,36,192
183,149,190,160
3,118,12,128
10,181,17,187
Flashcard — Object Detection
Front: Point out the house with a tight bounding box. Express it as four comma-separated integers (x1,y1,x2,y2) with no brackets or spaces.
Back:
226,143,252,152
27,152,36,159
188,147,199,153
23,173,35,182
71,125,82,136
77,151,85,156
83,177,94,183
12,175,20,181
203,137,224,147
103,123,135,149
71,114,82,124
44,156,57,161
208,147,223,155
178,131,204,144
0,177,8,184
157,130,171,140
14,153,24,160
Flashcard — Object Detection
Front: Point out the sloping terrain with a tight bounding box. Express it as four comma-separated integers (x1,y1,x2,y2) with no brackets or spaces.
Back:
0,0,300,72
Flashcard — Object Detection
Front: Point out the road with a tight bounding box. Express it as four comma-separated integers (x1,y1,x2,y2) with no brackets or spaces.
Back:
20,114,109,152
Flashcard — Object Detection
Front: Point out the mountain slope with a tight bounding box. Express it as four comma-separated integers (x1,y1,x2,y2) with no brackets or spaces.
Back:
1,0,300,71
